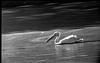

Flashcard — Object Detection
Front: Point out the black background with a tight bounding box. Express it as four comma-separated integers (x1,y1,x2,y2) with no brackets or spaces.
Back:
2,0,100,34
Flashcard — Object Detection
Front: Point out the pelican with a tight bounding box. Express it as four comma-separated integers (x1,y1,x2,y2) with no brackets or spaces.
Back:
45,31,84,57
45,31,84,45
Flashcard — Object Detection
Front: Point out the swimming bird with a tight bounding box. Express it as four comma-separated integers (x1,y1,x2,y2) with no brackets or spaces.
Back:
45,31,84,45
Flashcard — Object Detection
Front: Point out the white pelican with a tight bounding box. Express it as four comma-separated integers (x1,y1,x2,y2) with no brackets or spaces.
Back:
45,32,84,57
46,31,84,45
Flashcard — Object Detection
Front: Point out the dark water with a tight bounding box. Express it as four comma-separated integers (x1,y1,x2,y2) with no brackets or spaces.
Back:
2,1,99,34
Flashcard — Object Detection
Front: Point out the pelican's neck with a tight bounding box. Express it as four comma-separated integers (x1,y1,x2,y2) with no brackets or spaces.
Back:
54,32,61,41
54,32,61,44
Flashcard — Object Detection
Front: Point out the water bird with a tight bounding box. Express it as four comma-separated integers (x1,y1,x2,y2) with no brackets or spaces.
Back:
45,31,84,45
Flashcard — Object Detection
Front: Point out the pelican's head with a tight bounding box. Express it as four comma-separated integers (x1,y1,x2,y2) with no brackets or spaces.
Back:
45,31,61,43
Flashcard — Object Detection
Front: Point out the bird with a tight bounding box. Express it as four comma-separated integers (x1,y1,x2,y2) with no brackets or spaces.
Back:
45,31,84,45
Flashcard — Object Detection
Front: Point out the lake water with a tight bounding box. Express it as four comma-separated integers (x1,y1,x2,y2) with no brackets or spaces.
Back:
2,39,100,63
2,27,100,63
